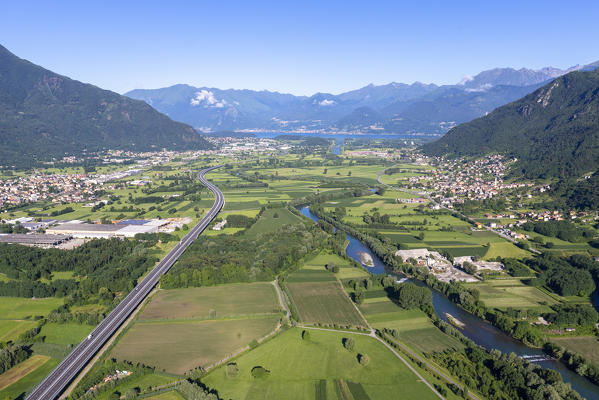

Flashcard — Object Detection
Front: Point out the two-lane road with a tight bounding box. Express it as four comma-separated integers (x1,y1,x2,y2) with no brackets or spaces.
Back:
27,165,225,400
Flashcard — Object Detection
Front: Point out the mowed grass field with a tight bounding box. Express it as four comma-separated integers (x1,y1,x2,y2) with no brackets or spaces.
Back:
302,251,369,280
464,279,558,312
146,390,186,400
0,356,59,399
245,207,304,236
286,261,367,329
551,336,599,366
287,281,367,328
202,327,439,400
358,289,463,354
40,323,94,345
111,283,283,374
111,317,279,374
139,283,280,320
0,297,63,319
0,320,38,342
0,355,50,391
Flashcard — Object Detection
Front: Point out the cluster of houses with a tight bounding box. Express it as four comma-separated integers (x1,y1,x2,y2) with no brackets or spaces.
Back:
0,173,98,208
421,155,532,204
395,248,504,282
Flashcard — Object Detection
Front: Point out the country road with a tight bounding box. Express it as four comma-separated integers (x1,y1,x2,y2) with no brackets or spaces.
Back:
27,165,225,400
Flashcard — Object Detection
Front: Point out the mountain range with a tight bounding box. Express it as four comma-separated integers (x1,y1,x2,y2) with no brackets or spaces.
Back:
0,45,210,169
423,68,599,181
126,62,598,135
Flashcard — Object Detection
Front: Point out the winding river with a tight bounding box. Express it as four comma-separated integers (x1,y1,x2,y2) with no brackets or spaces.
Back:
299,206,599,399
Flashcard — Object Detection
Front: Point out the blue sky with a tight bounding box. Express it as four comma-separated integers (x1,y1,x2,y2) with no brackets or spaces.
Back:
1,1,597,95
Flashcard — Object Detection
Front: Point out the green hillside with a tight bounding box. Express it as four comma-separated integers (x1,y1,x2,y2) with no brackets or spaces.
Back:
0,44,210,169
423,68,599,180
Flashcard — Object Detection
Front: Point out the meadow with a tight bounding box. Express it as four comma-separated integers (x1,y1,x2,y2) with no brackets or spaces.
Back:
110,282,284,374
550,336,599,366
0,357,60,400
286,260,367,329
111,317,279,374
356,287,464,354
201,327,440,400
139,283,280,321
463,279,559,312
287,281,367,328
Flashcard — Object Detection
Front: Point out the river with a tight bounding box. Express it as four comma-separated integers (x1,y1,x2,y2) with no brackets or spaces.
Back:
299,206,599,399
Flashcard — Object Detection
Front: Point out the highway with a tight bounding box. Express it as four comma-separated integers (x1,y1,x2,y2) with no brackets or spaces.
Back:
27,165,225,400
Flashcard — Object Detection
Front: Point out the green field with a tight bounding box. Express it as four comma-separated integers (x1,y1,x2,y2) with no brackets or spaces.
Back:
0,297,63,319
111,317,279,374
0,357,60,399
40,323,94,345
245,207,304,236
287,279,367,329
484,242,529,259
0,320,38,342
0,355,50,391
139,283,280,321
551,336,599,366
464,279,558,311
201,327,439,400
146,390,186,400
94,374,178,400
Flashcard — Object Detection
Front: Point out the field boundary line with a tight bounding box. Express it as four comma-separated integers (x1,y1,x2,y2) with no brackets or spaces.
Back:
336,278,371,330
59,288,158,399
301,326,444,399
381,332,481,400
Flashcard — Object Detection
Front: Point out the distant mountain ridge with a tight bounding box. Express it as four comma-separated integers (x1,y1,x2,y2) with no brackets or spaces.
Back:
0,45,210,169
126,61,598,135
422,68,599,181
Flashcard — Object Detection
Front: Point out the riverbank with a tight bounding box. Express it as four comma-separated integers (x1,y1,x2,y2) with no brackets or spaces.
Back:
299,205,599,399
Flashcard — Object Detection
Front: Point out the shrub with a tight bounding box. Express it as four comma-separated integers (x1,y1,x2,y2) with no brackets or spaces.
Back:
226,362,239,378
251,366,270,379
358,353,370,366
343,337,355,351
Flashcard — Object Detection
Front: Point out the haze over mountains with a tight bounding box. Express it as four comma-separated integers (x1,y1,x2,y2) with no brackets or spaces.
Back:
0,44,210,169
126,62,599,135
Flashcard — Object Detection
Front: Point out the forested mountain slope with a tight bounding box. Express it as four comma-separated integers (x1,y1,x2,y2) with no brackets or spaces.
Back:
0,44,210,168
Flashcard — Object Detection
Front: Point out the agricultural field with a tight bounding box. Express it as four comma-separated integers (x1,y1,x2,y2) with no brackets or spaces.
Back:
39,323,94,345
286,265,367,329
550,336,599,366
139,283,280,320
0,297,64,320
0,320,38,342
145,390,186,400
0,356,60,399
245,207,304,236
201,327,440,400
356,288,463,354
463,279,559,312
319,190,527,260
110,283,284,374
93,374,178,400
111,317,279,374
302,251,369,280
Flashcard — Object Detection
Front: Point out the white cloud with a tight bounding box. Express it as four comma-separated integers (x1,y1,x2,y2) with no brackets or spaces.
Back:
190,90,228,108
318,99,336,106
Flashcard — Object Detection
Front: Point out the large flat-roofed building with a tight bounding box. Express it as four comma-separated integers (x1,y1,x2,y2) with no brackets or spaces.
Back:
46,223,158,238
47,223,123,238
115,225,158,237
0,234,72,247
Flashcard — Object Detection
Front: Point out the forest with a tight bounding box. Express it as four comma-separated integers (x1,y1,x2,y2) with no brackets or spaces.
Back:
160,222,330,289
0,237,159,298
